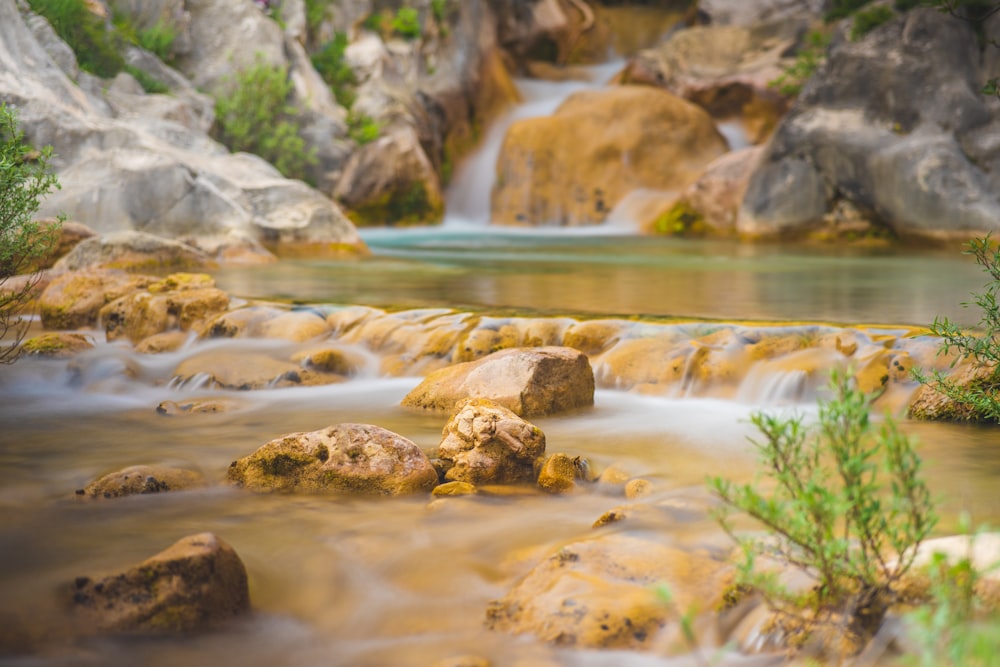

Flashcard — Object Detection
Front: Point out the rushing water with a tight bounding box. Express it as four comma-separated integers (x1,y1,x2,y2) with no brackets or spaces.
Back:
4,26,1000,667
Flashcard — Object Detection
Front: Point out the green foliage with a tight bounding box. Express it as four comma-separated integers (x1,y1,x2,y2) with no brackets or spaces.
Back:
391,7,422,40
136,21,177,63
213,58,317,182
770,30,830,97
913,236,1000,422
826,0,876,20
851,5,896,38
709,370,937,650
0,104,61,363
906,519,1000,667
124,65,169,94
347,112,381,145
431,0,448,23
27,0,125,78
305,0,330,32
311,32,357,109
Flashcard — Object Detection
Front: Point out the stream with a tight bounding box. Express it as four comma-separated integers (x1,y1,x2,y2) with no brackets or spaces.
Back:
2,29,1000,667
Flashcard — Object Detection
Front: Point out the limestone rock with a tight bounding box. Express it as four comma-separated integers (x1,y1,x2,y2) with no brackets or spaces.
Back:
402,346,595,417
76,465,204,499
172,351,340,390
135,330,193,354
491,86,728,226
909,362,999,422
156,399,240,416
53,231,215,274
69,533,250,634
437,398,546,485
432,481,478,497
698,0,826,26
20,332,95,358
536,453,590,494
100,281,230,344
38,270,152,330
227,423,439,495
486,534,733,649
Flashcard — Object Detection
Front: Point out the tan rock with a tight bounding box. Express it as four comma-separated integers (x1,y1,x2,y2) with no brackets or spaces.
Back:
537,453,588,494
172,351,339,390
624,478,654,499
909,361,999,422
202,306,286,339
156,399,241,416
294,346,366,376
100,285,230,343
562,319,628,356
437,398,546,485
258,310,330,342
69,533,249,634
227,423,439,495
76,465,204,499
402,346,595,418
135,331,192,354
20,332,95,358
491,86,727,226
54,230,216,273
486,534,733,649
431,481,478,497
38,269,152,330
24,219,97,272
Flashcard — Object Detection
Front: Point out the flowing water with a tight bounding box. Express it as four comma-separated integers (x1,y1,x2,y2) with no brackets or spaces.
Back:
3,26,1000,667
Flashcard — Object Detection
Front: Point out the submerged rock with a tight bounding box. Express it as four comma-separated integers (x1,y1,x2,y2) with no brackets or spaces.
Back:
227,423,439,495
402,346,595,417
76,465,205,499
70,533,250,634
536,453,592,494
437,398,546,485
486,533,733,650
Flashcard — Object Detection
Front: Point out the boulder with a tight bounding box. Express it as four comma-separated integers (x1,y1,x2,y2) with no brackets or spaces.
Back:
20,219,97,272
20,332,95,358
909,362,999,422
53,231,215,274
401,346,595,417
485,534,733,649
227,423,439,495
436,398,546,485
698,0,825,27
37,269,152,330
76,464,205,499
100,280,230,344
738,9,1000,240
491,86,728,226
69,533,250,634
536,453,590,494
171,351,341,390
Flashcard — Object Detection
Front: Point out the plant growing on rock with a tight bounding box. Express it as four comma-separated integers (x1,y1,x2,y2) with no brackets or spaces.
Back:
913,235,1000,423
709,370,937,656
391,7,422,40
0,104,61,363
311,32,357,109
27,0,126,78
770,30,830,97
213,57,317,183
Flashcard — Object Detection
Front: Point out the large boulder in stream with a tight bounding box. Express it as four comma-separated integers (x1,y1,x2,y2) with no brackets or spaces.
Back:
436,398,546,485
402,346,595,417
738,8,1000,240
70,533,250,635
491,86,728,226
486,533,733,650
227,423,439,495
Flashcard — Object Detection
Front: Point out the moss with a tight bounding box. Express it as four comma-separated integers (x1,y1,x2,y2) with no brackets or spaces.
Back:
347,181,443,227
652,201,706,236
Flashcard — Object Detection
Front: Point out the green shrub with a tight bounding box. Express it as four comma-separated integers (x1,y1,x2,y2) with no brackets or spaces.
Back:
27,0,125,78
770,29,830,97
305,0,330,33
391,7,421,40
136,21,177,63
431,0,448,23
311,32,357,108
851,5,896,38
826,0,876,20
347,112,380,145
709,369,937,654
213,58,317,182
124,65,169,94
913,236,1000,422
0,104,61,363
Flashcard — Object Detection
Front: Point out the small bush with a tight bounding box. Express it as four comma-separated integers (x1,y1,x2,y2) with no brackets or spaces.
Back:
27,0,125,78
709,369,937,655
851,5,896,39
305,0,329,33
213,58,317,182
913,235,1000,422
347,112,380,145
124,65,169,94
770,30,830,97
136,21,177,63
311,32,357,109
0,104,61,363
391,7,422,40
826,0,876,20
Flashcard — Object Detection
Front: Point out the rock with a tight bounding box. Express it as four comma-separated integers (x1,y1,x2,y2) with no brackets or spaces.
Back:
156,399,240,416
227,423,439,495
486,534,733,649
202,306,287,339
698,0,826,26
430,656,491,667
53,231,215,274
909,361,999,422
172,351,340,390
436,398,546,485
20,332,95,358
491,86,728,226
69,533,250,634
100,280,230,344
294,346,366,376
37,270,153,330
625,478,655,500
258,310,331,342
135,330,193,354
76,465,204,499
20,219,97,272
622,23,792,142
536,453,588,494
738,9,1000,240
431,481,478,497
401,346,595,417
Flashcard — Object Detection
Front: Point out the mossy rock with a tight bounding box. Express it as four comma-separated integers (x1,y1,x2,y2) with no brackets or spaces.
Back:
652,200,707,236
20,332,95,358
